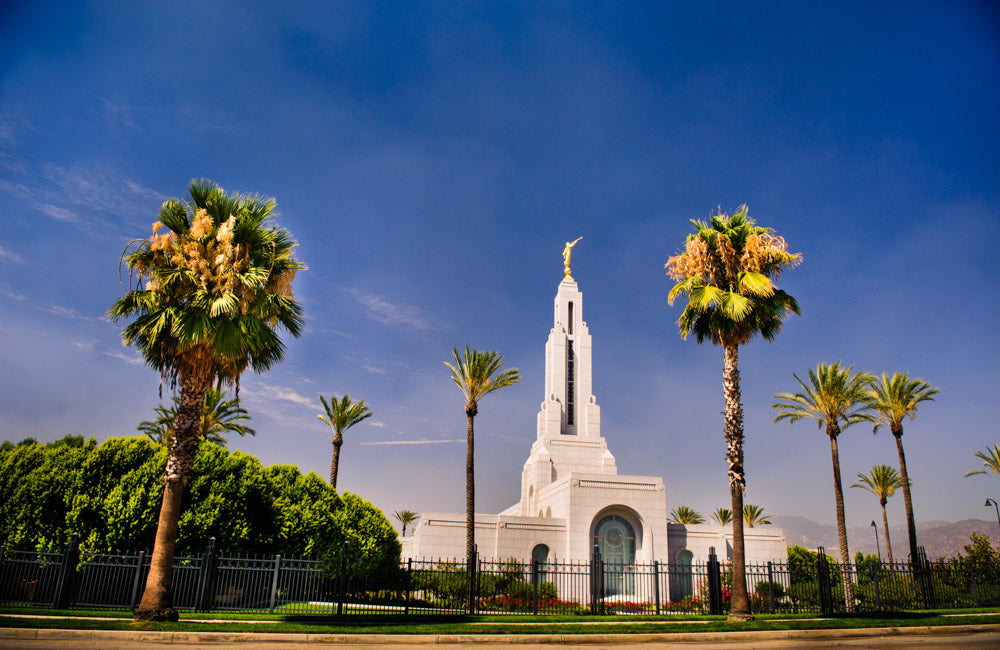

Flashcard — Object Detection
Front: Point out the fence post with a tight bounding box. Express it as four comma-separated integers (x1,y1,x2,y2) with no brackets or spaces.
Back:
919,547,933,608
129,551,146,612
466,548,478,615
268,555,281,614
590,545,600,615
404,558,412,616
968,557,979,607
767,562,775,614
707,547,722,616
196,537,218,612
871,560,882,612
816,547,832,615
528,559,538,615
653,561,661,615
53,533,80,609
336,541,348,616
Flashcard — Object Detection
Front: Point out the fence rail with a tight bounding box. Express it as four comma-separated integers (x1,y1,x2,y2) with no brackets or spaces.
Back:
2,537,998,615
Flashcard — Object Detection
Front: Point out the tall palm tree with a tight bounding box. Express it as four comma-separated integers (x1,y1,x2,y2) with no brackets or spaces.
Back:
867,372,939,569
669,506,705,524
109,179,304,622
138,386,256,447
712,508,733,526
851,464,905,564
317,394,373,489
742,504,772,528
394,510,419,537
773,362,874,611
445,345,520,565
666,205,800,620
964,444,1000,478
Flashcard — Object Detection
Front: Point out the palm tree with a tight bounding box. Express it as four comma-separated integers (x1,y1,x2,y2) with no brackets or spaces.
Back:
851,464,905,564
742,504,772,528
666,205,800,620
109,179,304,622
867,372,939,569
444,346,520,565
317,394,373,489
394,510,419,537
964,444,1000,478
712,508,733,526
669,506,705,524
773,362,873,611
138,387,256,446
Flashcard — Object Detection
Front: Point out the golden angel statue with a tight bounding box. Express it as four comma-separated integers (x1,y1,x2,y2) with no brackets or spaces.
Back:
562,236,583,276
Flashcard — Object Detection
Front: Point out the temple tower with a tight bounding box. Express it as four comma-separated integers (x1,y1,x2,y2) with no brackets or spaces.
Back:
516,275,618,515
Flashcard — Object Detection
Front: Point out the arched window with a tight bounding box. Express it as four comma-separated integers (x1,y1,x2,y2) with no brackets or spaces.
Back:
531,544,550,583
676,550,694,600
593,515,636,565
592,514,637,596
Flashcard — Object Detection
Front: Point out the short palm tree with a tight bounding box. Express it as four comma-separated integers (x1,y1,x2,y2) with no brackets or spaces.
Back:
712,507,733,526
773,362,874,611
964,444,1000,479
851,464,905,564
867,372,939,568
109,179,304,621
666,205,800,620
139,387,256,447
394,510,419,537
318,394,373,489
445,346,520,566
670,506,705,524
742,504,772,528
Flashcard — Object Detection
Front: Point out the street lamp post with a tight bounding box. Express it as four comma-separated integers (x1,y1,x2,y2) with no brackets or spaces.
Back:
985,498,1000,537
871,520,882,565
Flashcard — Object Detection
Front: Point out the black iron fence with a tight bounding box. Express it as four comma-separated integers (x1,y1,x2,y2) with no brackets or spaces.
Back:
2,537,998,615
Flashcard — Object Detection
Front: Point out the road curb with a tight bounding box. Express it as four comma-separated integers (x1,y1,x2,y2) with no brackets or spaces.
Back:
1,623,999,645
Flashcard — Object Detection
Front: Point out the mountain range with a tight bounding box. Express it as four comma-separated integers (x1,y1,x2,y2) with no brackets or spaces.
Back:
770,515,1000,561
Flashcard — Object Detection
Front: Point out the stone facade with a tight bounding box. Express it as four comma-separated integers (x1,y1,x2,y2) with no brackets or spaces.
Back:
401,273,785,571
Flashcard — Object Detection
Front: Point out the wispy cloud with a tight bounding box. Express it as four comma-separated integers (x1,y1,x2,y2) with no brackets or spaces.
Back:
0,159,168,241
0,244,23,263
104,349,144,366
308,327,355,339
0,288,26,301
43,305,103,321
38,203,78,222
368,421,386,428
360,438,463,446
363,365,387,374
243,383,315,409
73,341,97,351
344,288,445,332
99,98,237,136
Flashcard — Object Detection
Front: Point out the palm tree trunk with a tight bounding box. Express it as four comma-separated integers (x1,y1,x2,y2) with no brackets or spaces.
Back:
893,426,919,569
330,435,342,489
880,499,894,564
134,369,210,622
465,406,477,565
827,425,854,611
722,343,752,620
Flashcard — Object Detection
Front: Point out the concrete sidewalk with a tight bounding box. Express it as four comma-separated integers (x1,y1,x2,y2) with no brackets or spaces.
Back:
2,623,1000,646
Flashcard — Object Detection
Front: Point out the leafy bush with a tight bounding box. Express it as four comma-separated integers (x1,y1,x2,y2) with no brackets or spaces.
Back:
0,436,400,576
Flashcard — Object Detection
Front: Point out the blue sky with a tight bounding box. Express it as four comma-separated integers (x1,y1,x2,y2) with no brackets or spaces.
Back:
1,1,998,533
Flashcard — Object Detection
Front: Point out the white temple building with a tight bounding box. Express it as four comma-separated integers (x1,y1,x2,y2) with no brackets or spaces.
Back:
401,267,786,581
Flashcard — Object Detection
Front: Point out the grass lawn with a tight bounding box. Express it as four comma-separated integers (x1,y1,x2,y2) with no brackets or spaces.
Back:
2,605,1000,635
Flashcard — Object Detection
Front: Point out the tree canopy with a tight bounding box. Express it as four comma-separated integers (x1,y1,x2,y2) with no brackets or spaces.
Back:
0,436,399,573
